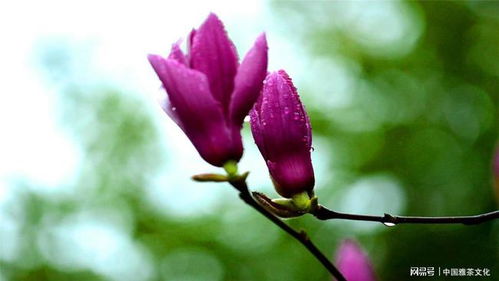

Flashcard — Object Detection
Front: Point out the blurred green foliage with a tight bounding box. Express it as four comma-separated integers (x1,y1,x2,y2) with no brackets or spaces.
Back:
1,1,498,281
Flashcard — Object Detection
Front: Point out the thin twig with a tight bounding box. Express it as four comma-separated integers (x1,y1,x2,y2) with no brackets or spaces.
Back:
313,205,499,225
228,179,346,281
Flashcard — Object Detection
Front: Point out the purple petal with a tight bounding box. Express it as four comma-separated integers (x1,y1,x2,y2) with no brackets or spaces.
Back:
168,42,188,66
267,156,315,198
157,88,184,130
260,71,312,159
335,240,376,281
230,33,268,125
190,13,239,113
186,28,196,66
148,54,241,166
249,94,266,159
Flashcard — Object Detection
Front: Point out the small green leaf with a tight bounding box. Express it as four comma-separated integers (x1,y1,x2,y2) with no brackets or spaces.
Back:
191,173,228,182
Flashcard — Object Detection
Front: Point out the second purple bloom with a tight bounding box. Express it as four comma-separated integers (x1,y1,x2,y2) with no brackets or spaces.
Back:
250,70,315,198
335,239,376,281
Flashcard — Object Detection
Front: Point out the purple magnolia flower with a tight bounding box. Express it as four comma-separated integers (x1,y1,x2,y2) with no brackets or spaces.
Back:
335,239,376,281
250,70,314,198
148,13,268,167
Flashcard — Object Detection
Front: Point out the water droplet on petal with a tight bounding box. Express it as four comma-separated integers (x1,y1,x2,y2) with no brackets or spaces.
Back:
171,107,177,111
309,147,314,152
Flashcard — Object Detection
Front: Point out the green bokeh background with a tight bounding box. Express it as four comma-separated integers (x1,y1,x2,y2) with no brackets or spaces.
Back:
1,1,498,280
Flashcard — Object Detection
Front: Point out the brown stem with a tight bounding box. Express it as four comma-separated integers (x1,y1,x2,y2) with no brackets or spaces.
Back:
313,205,499,225
228,179,346,281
